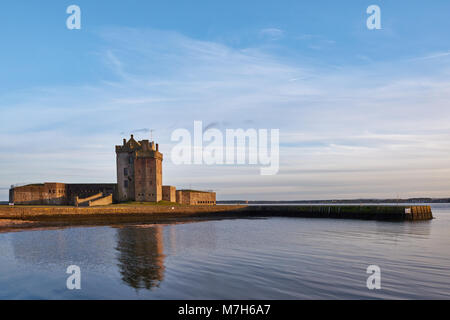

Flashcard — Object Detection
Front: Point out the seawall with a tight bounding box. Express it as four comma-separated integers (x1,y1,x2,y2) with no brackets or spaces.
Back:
241,205,433,221
0,204,433,224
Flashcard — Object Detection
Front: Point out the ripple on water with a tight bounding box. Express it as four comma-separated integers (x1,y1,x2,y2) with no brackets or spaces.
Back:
0,209,449,299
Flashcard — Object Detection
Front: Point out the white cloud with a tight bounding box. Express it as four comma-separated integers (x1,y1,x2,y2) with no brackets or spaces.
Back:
1,28,450,200
410,50,450,61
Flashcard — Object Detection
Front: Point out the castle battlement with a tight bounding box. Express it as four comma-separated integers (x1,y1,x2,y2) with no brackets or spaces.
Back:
115,135,162,160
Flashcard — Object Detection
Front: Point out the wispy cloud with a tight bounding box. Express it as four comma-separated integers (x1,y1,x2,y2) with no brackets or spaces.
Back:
295,34,336,50
410,50,450,61
260,28,284,40
1,27,450,200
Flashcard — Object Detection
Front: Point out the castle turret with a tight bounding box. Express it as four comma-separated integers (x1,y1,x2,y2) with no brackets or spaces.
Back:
116,135,163,202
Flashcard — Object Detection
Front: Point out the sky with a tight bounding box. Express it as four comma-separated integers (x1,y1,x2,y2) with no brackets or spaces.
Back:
1,0,450,200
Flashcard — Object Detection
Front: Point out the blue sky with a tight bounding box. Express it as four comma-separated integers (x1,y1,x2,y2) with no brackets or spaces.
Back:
1,1,450,200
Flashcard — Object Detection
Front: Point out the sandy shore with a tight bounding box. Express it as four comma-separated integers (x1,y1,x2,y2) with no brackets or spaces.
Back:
0,219,36,227
0,219,46,233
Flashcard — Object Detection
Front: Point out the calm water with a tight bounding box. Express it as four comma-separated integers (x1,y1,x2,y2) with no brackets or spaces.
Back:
1,204,450,299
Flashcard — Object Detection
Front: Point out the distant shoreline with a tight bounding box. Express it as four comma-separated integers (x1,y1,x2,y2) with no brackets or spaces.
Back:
218,198,450,204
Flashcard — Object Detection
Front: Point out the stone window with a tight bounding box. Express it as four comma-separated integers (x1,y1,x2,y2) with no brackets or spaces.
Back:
124,168,128,176
124,180,128,188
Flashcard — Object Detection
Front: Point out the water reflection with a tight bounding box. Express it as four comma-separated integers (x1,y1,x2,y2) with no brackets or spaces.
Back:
114,222,218,290
115,226,165,290
3,214,450,299
10,221,218,293
11,227,115,266
374,220,432,239
164,223,217,255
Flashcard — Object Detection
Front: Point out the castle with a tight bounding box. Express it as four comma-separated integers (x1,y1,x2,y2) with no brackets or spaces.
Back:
9,136,216,206
116,135,163,202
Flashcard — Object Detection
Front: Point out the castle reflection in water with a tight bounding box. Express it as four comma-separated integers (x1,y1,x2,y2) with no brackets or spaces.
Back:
116,222,217,290
11,222,217,291
115,226,165,290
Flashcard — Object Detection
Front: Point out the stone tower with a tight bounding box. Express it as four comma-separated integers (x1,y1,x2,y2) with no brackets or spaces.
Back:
115,135,163,202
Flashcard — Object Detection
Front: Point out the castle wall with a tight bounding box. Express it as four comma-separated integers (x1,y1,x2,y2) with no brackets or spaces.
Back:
155,157,162,202
10,183,67,205
86,194,113,207
189,191,216,205
10,183,117,206
176,190,216,205
75,193,103,207
176,190,187,204
117,152,134,202
162,186,176,202
66,184,117,204
135,157,160,202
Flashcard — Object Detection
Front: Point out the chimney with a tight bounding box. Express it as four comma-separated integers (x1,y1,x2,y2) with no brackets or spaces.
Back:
131,134,134,139
123,138,126,145
156,144,159,152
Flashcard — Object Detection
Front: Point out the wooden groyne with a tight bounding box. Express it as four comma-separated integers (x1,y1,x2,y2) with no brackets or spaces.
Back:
0,204,433,226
